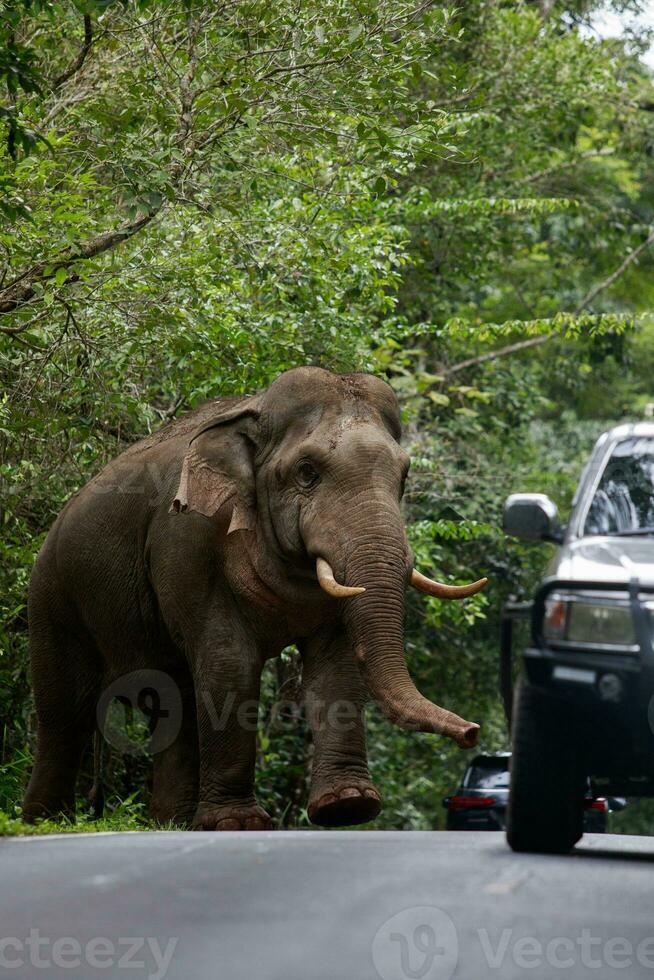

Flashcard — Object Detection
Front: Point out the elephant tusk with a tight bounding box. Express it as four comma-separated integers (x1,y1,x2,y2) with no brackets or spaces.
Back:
316,558,366,599
411,569,488,600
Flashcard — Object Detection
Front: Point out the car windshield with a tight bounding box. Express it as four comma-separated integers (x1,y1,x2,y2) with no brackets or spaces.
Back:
584,437,654,536
465,760,509,790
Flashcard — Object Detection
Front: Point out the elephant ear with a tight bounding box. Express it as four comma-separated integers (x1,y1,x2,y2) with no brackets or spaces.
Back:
170,396,262,533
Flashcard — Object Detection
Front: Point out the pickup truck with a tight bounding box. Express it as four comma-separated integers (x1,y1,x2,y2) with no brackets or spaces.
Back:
502,422,654,853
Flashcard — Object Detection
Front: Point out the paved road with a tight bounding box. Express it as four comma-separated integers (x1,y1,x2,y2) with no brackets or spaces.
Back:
2,831,654,979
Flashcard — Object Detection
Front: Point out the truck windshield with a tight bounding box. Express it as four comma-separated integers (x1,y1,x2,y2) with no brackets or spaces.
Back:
585,437,654,536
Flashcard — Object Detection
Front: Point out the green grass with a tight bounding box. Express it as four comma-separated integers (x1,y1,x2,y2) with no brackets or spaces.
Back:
0,797,181,837
0,743,32,814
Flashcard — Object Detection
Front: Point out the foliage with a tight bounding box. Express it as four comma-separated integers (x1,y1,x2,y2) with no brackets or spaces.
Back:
0,795,162,836
2,0,654,834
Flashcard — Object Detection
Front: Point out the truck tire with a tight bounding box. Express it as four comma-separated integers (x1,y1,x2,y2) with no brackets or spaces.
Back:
507,679,586,854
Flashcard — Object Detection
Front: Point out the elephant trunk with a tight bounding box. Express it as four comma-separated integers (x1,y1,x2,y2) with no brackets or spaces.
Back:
337,509,480,750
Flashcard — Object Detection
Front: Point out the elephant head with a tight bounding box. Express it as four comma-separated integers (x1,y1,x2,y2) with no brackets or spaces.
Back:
172,367,486,748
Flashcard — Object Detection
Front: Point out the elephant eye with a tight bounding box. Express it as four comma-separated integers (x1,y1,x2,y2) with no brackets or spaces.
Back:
296,460,320,488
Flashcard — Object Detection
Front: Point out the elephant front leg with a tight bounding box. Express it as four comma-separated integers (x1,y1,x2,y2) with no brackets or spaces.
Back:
301,628,382,827
192,643,273,831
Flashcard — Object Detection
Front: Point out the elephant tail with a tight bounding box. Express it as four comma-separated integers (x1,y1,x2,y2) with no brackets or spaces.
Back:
88,728,105,819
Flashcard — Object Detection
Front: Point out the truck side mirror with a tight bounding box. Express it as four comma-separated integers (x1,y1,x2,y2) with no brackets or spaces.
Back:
503,493,564,544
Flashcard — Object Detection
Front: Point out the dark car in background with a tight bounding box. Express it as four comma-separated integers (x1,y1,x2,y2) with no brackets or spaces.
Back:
443,753,609,832
503,422,654,854
444,753,510,831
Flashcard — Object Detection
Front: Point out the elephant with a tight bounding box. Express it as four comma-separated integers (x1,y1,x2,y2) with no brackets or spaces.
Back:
23,366,486,830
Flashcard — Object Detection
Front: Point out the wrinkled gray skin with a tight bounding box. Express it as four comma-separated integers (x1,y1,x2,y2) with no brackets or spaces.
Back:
24,367,479,830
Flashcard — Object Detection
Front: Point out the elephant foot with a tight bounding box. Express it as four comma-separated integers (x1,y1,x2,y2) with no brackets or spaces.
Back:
22,798,75,824
193,802,274,831
308,782,382,827
150,800,195,828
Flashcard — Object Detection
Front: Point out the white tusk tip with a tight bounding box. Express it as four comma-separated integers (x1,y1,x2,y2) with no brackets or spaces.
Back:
316,558,366,599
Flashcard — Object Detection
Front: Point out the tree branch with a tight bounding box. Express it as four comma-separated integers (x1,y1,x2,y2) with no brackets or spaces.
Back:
536,0,556,21
0,213,154,314
258,55,346,82
52,15,93,89
0,49,197,318
443,228,654,378
0,307,50,335
509,148,615,187
576,228,654,311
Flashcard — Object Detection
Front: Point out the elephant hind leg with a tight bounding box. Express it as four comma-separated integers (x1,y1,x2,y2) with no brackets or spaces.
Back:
23,724,94,822
150,680,199,828
23,621,101,823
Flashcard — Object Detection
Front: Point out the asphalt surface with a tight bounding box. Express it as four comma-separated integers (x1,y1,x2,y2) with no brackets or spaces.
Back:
2,831,654,980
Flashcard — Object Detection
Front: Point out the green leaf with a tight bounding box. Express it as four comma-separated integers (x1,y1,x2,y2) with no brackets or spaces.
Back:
427,392,450,406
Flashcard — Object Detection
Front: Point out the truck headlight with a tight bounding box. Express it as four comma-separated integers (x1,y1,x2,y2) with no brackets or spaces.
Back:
543,592,636,648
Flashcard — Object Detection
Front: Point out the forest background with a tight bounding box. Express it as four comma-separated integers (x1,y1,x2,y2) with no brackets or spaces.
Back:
2,0,654,834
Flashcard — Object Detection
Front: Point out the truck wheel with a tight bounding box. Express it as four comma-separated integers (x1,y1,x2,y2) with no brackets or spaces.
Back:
507,679,586,854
